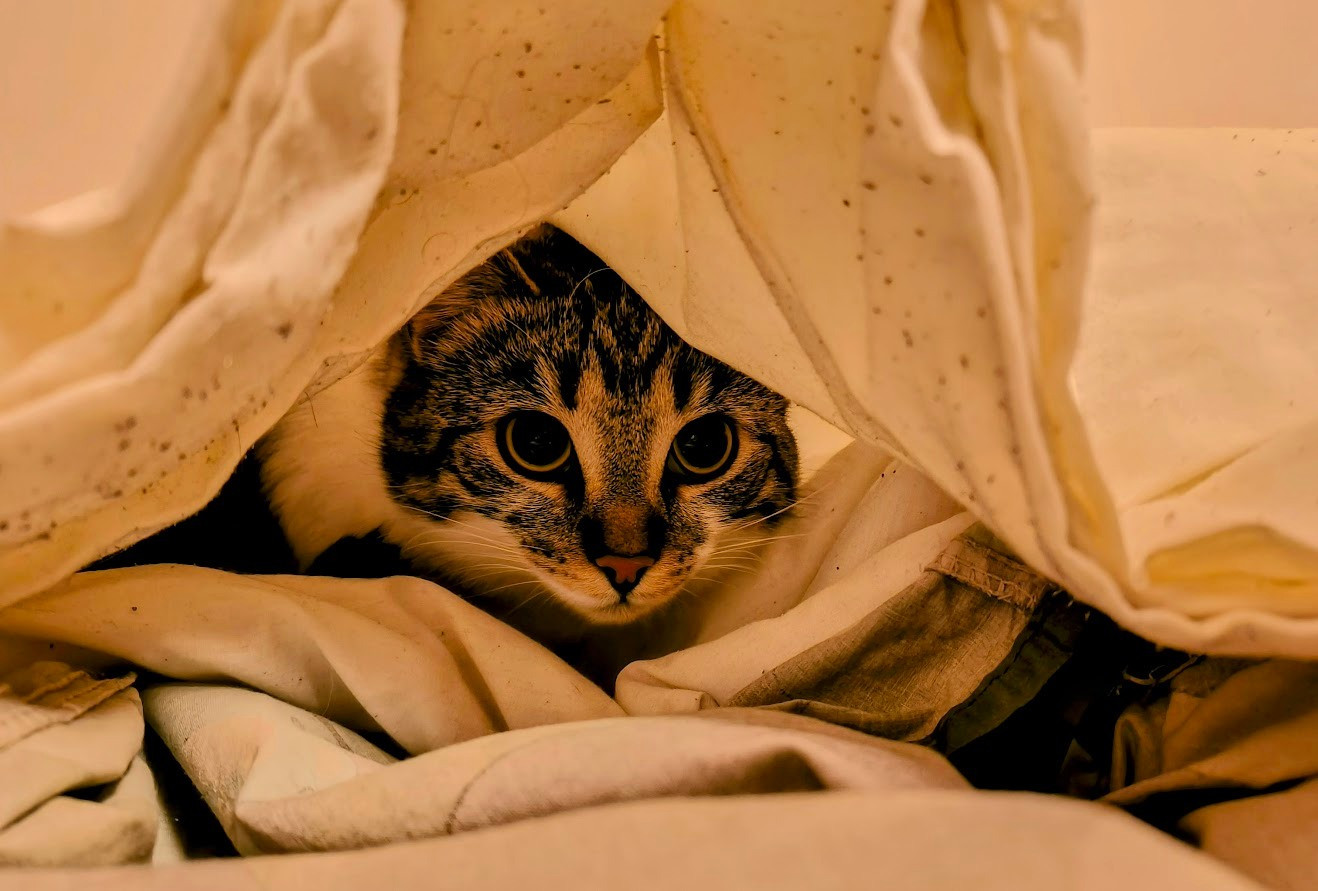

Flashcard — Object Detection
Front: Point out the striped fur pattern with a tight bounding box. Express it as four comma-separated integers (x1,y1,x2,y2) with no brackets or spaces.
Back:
264,225,798,640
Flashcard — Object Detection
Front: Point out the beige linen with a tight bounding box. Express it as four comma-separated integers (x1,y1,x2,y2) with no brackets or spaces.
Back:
0,663,149,866
145,704,967,855
0,568,622,755
0,0,1314,883
2,0,1315,660
6,792,1263,891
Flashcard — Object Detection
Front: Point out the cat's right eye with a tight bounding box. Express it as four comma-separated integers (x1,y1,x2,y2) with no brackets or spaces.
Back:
498,412,573,478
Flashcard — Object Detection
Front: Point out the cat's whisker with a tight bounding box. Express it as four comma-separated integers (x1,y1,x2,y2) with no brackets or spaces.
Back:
399,515,548,554
401,510,551,555
698,557,760,570
724,478,848,535
566,267,611,303
402,530,520,552
709,533,806,557
482,578,544,597
400,532,525,558
460,562,528,575
504,588,554,619
704,544,769,558
694,562,759,575
726,500,807,534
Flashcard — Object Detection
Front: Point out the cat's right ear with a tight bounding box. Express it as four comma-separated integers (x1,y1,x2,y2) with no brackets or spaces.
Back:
403,290,473,361
401,267,497,361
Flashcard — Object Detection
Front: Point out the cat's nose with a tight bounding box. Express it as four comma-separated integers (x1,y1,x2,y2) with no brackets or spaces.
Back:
579,504,667,596
594,554,655,594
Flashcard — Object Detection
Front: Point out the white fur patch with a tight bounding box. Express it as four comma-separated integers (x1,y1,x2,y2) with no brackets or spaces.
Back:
259,347,408,567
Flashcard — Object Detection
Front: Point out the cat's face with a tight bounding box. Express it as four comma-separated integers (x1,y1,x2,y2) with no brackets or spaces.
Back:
380,226,797,627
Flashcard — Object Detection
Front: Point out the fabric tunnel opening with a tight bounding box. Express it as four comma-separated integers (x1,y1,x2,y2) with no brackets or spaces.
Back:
1,1,1316,888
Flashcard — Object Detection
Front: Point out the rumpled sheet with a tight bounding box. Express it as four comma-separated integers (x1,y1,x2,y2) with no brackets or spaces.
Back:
11,792,1265,891
1,0,1315,885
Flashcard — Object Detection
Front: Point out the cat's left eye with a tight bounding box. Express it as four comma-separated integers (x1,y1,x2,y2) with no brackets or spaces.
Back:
668,414,737,482
499,412,573,478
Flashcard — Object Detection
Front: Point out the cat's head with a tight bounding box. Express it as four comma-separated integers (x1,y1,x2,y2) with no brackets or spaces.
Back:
380,225,798,626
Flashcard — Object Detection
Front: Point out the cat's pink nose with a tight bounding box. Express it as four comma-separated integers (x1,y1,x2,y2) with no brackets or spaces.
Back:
595,554,655,588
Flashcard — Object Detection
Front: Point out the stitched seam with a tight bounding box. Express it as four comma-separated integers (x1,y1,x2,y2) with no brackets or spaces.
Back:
930,538,1051,611
0,672,137,750
441,741,550,835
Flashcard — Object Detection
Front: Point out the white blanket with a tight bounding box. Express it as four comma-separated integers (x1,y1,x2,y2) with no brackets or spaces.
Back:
0,0,1314,883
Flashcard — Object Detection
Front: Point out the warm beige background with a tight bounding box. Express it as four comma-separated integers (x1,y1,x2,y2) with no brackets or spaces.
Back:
0,0,221,218
1085,0,1318,127
2,1,1316,218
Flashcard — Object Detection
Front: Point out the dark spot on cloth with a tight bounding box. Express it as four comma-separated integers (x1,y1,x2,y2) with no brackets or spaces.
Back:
131,606,138,612
902,329,914,347
842,198,851,207
959,354,970,369
914,227,925,237
160,442,172,452
524,41,533,52
516,69,526,78
862,181,876,190
884,276,893,285
118,439,131,451
919,173,933,185
276,322,293,339
889,115,903,127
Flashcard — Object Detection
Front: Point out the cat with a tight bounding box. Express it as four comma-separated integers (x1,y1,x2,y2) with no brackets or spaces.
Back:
259,224,799,671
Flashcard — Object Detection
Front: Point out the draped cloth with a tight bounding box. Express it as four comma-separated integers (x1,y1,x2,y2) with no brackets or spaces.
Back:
0,0,1314,885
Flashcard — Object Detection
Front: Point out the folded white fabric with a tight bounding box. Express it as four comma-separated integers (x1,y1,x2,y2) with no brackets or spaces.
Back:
0,663,151,866
10,791,1265,891
0,0,1315,880
5,1,1314,655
